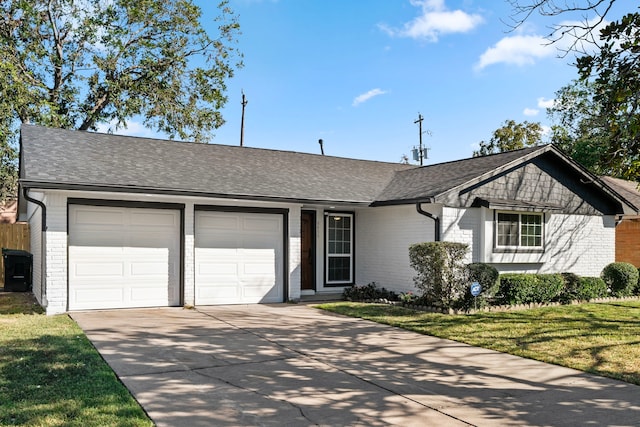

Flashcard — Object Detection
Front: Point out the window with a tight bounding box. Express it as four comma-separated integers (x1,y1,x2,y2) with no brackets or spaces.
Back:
496,212,543,249
326,213,353,284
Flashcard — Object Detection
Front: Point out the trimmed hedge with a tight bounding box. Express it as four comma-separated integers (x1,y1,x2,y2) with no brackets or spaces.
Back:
497,273,564,305
560,273,608,302
601,262,639,297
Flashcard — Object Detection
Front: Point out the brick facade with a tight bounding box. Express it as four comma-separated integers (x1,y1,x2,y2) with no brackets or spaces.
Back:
616,218,640,267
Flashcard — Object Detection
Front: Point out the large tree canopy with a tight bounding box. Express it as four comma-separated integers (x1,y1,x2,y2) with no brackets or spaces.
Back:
474,120,544,157
0,0,242,200
509,0,638,181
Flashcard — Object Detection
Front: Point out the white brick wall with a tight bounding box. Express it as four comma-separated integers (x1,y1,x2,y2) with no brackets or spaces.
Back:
183,203,195,306
483,211,616,276
356,204,439,294
25,192,43,306
441,207,480,263
288,207,301,301
43,192,68,314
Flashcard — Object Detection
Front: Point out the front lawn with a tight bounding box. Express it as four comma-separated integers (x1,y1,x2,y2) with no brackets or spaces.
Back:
0,292,152,426
317,301,640,385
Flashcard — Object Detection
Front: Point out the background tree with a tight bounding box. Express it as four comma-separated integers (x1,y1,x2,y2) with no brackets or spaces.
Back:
0,0,242,200
474,119,544,157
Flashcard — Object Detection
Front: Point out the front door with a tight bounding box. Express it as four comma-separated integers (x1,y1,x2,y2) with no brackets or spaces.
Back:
301,211,315,291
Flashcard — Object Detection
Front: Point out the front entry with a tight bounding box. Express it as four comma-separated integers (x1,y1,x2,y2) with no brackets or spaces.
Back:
301,211,316,291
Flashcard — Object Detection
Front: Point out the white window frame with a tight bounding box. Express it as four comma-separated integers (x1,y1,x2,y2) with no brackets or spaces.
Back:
325,212,354,285
495,211,544,250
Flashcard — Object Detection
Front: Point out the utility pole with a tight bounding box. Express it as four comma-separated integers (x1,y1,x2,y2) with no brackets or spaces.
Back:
414,113,425,166
240,91,248,147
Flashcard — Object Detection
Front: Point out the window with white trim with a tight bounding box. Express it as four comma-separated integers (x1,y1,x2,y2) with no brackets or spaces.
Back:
326,213,353,284
496,212,543,249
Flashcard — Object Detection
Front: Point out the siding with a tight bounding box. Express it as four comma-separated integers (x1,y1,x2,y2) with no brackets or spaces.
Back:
356,204,438,294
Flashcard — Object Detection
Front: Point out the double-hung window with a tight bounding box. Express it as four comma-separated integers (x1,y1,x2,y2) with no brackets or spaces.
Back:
326,213,353,284
496,211,543,250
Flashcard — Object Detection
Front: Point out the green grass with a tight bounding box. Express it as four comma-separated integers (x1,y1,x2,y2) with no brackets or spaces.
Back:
317,301,640,385
0,292,152,426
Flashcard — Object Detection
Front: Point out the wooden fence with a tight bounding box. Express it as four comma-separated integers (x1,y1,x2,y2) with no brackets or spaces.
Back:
0,223,30,286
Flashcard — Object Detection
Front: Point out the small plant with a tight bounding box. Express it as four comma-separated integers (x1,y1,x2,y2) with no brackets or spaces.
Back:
342,282,397,301
601,262,639,297
399,291,417,303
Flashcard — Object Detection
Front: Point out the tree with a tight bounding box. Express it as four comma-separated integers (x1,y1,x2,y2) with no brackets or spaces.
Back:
507,0,618,53
474,119,544,157
547,13,640,179
0,0,243,200
508,1,639,180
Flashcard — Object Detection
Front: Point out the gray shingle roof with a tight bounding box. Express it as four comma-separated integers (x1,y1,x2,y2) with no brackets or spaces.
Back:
600,176,640,212
373,146,546,204
20,124,414,204
23,125,628,213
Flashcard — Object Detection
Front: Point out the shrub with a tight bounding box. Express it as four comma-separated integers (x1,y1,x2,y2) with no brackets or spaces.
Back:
559,273,608,302
456,263,500,310
497,273,564,305
601,262,639,297
342,282,397,301
408,241,469,308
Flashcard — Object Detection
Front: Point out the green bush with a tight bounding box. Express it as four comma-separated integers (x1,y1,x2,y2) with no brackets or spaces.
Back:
408,241,469,308
601,262,639,297
456,263,500,310
497,273,564,305
559,273,607,302
343,282,397,301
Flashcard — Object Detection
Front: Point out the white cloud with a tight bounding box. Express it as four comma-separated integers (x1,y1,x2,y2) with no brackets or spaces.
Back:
379,0,484,42
475,17,608,71
541,125,551,136
475,34,554,70
537,97,555,109
352,88,387,106
523,108,539,116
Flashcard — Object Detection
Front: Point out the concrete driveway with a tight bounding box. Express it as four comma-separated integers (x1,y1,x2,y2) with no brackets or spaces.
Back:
71,304,640,426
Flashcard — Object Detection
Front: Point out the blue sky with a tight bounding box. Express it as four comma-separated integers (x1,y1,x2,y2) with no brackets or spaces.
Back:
111,0,629,165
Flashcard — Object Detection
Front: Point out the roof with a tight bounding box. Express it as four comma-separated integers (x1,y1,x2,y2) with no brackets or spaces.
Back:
19,125,636,215
20,125,413,205
600,176,640,213
372,146,547,204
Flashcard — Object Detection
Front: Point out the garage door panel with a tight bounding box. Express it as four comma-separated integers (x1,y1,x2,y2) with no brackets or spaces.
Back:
74,208,125,226
69,205,180,310
195,211,284,305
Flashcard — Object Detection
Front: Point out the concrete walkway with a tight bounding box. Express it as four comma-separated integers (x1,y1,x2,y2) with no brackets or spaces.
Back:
72,304,640,426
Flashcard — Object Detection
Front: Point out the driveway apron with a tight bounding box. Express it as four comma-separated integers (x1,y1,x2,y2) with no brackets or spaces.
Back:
71,305,640,427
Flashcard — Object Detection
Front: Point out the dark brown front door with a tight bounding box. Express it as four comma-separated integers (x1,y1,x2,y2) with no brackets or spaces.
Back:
301,211,315,291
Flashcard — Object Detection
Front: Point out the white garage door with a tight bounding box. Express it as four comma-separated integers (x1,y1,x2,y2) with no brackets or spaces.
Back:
68,205,181,310
195,210,284,305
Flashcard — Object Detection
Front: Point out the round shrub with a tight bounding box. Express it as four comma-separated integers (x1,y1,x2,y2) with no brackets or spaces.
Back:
456,263,500,310
601,262,639,297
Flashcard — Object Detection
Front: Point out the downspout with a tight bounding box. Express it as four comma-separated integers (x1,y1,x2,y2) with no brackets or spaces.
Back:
22,186,47,307
416,202,440,241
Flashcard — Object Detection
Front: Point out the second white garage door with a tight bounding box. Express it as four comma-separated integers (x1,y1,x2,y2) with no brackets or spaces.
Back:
195,210,284,305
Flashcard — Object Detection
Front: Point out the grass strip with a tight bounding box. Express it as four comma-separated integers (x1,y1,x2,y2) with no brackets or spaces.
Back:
0,293,152,426
317,301,640,385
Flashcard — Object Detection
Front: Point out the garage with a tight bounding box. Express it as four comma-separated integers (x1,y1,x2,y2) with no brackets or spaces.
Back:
195,209,285,305
68,204,182,310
